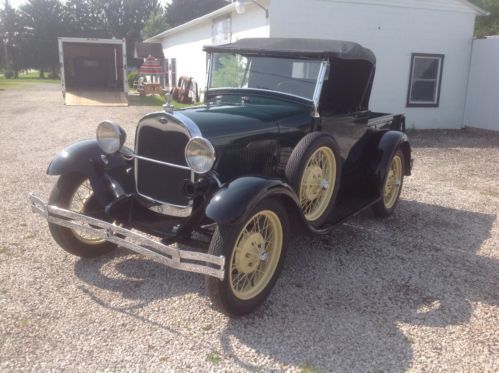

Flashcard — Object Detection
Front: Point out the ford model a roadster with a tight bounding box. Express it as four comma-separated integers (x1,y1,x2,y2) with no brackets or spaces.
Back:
30,38,412,315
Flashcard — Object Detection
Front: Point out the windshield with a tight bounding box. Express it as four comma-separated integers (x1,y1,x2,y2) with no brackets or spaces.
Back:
209,53,323,101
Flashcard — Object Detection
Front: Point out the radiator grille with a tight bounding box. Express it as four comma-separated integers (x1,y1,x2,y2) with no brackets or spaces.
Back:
135,124,191,207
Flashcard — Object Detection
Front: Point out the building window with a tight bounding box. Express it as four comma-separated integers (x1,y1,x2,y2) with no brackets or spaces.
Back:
407,53,444,107
212,15,231,45
292,61,321,80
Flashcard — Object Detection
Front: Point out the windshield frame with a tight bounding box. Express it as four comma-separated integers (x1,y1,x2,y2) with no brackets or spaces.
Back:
206,52,329,115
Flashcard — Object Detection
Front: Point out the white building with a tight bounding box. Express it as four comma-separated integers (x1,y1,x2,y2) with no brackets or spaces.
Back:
146,0,490,130
464,36,499,132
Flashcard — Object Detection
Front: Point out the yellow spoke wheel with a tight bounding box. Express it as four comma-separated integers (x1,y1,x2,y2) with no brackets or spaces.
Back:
372,149,405,218
206,199,288,316
229,210,283,300
383,154,403,209
299,146,337,222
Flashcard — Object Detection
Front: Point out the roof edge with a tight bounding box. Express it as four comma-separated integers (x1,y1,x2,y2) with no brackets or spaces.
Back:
457,0,490,16
145,3,235,43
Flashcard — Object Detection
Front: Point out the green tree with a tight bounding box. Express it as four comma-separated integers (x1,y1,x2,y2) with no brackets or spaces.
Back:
63,0,102,38
20,0,65,77
90,0,160,66
470,0,499,37
0,0,24,77
143,9,169,39
165,0,227,28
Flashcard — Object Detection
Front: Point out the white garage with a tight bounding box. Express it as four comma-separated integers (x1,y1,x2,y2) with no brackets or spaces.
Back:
146,0,490,130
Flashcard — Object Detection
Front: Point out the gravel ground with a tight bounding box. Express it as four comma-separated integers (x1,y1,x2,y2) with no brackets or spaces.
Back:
0,84,498,372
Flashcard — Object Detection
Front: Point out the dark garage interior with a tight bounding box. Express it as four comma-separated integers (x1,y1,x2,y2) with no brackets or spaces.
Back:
63,43,124,90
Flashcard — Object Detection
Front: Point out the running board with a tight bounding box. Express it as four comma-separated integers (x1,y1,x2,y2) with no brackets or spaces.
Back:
29,193,225,280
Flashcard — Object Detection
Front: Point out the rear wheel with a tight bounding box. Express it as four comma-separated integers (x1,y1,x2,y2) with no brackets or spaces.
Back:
48,173,116,257
372,149,405,218
206,199,289,316
286,133,341,228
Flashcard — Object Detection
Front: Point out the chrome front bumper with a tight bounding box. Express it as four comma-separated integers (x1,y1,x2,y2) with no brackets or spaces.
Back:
29,193,225,280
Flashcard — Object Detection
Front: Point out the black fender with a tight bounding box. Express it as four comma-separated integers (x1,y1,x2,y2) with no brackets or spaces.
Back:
47,140,133,204
205,176,329,235
375,131,412,191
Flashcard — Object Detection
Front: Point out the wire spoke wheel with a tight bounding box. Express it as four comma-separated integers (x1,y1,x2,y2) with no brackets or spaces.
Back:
229,210,283,300
299,146,337,222
383,155,403,209
69,179,106,245
206,199,288,315
48,173,116,258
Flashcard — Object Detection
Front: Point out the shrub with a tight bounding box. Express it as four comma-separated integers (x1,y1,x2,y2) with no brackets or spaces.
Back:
128,71,138,88
4,71,14,79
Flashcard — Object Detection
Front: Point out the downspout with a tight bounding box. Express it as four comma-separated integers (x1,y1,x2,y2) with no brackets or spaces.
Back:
462,36,477,130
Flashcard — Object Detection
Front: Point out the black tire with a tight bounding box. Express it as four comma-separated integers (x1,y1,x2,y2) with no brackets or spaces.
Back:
206,199,289,316
285,132,341,228
48,173,116,257
372,149,405,218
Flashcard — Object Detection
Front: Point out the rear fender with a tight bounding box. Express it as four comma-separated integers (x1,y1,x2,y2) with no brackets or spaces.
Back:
47,140,133,204
375,131,412,191
205,176,327,234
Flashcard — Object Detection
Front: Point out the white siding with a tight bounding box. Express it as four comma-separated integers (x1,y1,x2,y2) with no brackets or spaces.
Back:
160,6,269,93
464,38,499,132
155,0,480,129
270,0,476,129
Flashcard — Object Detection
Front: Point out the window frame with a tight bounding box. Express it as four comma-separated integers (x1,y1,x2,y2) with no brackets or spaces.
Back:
406,53,445,108
212,15,232,46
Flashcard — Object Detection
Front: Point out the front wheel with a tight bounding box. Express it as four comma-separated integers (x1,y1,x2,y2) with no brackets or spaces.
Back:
48,173,117,257
206,199,289,316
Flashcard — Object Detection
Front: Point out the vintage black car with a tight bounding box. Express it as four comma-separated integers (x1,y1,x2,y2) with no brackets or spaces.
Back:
30,38,412,315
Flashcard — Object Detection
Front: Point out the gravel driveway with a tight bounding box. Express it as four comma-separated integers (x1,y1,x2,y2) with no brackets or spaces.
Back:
0,84,498,372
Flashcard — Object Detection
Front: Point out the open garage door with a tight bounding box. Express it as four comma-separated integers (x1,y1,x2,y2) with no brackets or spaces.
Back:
59,38,128,106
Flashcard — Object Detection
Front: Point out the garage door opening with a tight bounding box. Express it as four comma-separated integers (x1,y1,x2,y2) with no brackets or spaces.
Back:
59,38,128,106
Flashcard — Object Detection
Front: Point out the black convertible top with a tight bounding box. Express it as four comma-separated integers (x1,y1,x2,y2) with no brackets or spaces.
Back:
204,38,376,65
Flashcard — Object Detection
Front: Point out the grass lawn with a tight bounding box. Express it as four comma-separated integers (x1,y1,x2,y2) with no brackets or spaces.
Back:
128,90,195,109
0,70,59,90
0,74,195,109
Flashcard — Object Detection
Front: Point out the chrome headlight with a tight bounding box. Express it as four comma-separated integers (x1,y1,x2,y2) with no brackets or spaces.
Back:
185,137,215,174
96,121,126,154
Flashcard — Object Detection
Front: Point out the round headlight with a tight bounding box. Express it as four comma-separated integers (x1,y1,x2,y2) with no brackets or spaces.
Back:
96,121,126,154
185,137,215,174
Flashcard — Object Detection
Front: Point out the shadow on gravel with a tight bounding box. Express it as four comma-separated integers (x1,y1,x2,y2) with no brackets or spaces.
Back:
72,200,498,371
73,251,203,333
219,200,498,371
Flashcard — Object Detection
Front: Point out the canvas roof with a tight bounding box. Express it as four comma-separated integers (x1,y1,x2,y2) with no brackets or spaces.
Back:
204,38,376,64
